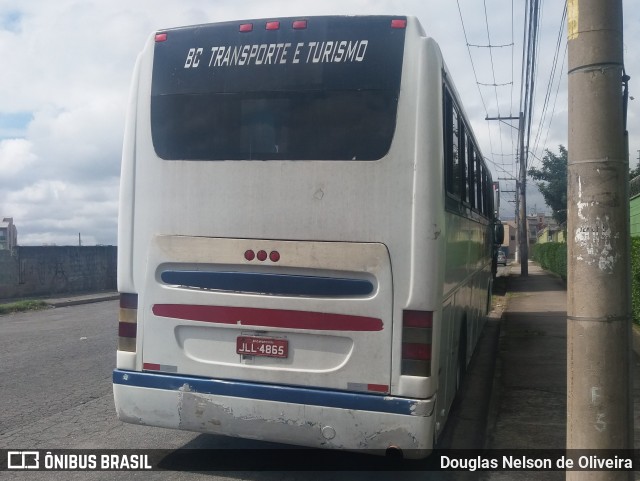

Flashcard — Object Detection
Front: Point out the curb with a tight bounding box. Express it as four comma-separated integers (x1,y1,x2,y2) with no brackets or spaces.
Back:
44,293,119,308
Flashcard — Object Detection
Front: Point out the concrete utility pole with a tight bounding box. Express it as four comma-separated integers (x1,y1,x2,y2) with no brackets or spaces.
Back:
567,0,632,479
518,112,528,276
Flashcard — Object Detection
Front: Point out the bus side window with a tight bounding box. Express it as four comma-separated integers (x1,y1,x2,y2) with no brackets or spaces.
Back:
477,162,484,215
459,123,468,203
475,154,482,212
484,171,492,215
481,170,488,215
444,88,462,200
467,142,476,209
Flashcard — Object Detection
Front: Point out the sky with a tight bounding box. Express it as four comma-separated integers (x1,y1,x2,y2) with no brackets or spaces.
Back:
0,0,638,246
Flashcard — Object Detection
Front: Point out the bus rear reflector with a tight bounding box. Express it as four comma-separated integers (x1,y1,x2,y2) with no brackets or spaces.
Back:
118,293,138,353
401,310,432,376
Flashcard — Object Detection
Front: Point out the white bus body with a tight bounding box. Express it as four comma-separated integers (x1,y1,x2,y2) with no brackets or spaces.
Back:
114,15,496,458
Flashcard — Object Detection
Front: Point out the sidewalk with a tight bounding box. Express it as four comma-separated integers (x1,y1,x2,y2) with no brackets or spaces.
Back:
484,262,640,480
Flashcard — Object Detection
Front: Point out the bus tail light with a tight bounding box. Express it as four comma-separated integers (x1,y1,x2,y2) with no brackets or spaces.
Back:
292,20,308,30
401,310,432,376
118,293,138,353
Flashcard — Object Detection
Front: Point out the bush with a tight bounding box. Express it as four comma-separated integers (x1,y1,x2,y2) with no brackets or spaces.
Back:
532,239,640,326
531,242,567,280
632,237,640,326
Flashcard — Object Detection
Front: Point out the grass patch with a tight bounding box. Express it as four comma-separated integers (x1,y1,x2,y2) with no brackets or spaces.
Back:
0,300,49,315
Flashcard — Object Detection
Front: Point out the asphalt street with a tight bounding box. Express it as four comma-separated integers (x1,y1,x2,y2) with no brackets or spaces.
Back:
1,298,498,480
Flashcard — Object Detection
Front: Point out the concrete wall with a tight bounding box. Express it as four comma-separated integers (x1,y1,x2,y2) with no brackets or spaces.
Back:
0,246,116,300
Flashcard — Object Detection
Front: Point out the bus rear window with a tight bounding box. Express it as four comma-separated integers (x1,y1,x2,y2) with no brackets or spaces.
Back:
151,90,398,161
149,16,405,161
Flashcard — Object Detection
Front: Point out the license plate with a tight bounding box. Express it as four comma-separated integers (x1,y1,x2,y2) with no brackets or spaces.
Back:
236,336,288,358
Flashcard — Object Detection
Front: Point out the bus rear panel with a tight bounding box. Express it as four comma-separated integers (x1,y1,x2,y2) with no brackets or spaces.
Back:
114,15,492,458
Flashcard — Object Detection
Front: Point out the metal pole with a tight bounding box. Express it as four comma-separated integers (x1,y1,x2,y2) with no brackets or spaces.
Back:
567,0,632,479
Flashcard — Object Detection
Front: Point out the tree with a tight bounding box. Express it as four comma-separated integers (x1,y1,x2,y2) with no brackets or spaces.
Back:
528,145,568,225
630,160,640,180
528,146,638,224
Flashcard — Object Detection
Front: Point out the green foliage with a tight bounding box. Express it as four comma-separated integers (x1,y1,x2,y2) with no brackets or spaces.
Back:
0,300,49,316
528,146,568,225
632,237,640,326
532,239,640,326
530,242,567,280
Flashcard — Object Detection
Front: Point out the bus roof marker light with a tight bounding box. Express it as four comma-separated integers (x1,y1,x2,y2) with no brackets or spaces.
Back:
257,250,268,262
269,251,280,262
239,23,253,33
391,19,407,29
244,250,256,261
266,21,280,30
155,32,168,42
292,20,307,30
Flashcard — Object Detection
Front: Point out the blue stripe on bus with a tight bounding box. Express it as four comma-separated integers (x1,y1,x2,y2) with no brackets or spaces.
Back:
160,270,374,297
113,369,419,416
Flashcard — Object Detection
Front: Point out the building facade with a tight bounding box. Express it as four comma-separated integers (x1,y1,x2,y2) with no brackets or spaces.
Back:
0,218,17,251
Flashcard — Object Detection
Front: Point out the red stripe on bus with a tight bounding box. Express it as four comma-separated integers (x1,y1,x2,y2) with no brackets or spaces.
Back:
152,304,383,331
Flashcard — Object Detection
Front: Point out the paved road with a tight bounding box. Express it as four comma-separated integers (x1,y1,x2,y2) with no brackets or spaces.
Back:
0,300,497,480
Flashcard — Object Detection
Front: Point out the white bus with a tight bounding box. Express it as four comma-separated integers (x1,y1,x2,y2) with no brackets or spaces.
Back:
114,15,500,459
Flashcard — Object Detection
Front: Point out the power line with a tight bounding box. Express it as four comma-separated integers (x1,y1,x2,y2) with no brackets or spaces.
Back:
456,0,490,115
539,43,568,158
522,0,541,172
456,0,497,162
478,81,513,87
531,4,567,164
467,42,514,48
458,0,521,175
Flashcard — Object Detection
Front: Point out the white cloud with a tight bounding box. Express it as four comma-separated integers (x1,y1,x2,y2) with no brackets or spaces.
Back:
0,0,636,243
0,138,36,178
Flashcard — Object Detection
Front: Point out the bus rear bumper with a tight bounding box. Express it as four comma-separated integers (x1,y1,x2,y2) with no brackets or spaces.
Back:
113,369,436,458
